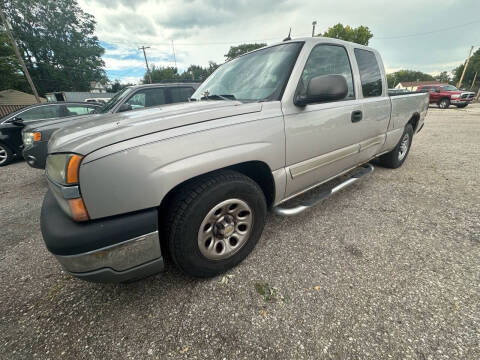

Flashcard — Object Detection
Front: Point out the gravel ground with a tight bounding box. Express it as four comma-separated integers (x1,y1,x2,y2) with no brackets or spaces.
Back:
1,104,479,360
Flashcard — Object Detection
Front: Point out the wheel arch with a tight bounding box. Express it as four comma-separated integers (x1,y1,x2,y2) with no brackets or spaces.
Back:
159,160,276,219
408,112,420,133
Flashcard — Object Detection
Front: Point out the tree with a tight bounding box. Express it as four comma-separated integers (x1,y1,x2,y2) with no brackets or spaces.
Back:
0,29,28,92
2,0,107,95
386,70,435,88
225,43,266,61
144,62,219,84
452,48,480,90
319,24,373,46
179,62,219,81
144,65,179,83
107,79,133,93
434,71,451,84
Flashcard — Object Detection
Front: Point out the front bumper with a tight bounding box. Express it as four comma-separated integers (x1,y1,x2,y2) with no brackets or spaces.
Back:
451,99,473,105
40,190,164,283
23,142,48,169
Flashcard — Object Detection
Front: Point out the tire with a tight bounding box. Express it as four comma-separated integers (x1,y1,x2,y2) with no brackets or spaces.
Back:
165,170,267,278
456,104,468,108
377,124,414,169
438,98,450,109
0,143,14,167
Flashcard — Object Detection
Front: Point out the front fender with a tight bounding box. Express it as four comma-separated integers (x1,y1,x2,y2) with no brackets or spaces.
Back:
79,112,284,219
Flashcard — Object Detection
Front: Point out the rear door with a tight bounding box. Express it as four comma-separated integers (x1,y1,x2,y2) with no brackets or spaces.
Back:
282,42,382,198
352,48,390,161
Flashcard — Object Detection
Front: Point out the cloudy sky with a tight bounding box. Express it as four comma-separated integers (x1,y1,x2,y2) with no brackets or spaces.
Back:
78,0,480,84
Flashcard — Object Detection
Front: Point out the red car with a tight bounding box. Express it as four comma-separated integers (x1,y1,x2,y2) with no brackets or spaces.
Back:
417,84,475,109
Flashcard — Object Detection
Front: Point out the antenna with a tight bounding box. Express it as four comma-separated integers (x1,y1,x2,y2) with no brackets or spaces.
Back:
283,28,292,41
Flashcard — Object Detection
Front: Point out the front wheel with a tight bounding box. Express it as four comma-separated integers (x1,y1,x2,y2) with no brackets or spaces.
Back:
438,98,450,109
456,104,468,108
377,124,414,169
165,170,267,277
0,143,14,166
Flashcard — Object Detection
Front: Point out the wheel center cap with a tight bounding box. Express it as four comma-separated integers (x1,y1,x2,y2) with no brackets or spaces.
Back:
215,215,235,238
224,225,234,237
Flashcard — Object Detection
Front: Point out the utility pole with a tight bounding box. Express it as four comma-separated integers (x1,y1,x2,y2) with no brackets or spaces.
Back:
456,46,474,89
0,8,41,103
139,46,152,84
171,40,177,69
312,21,317,37
470,71,477,90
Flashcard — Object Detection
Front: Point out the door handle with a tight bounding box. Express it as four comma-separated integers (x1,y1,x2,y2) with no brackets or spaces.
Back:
351,110,363,123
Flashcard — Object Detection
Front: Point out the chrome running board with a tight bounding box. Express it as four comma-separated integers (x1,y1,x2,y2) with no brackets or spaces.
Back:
273,163,374,216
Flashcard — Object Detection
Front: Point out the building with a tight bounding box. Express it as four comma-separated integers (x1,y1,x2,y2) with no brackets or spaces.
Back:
0,89,47,117
89,81,108,93
394,81,444,92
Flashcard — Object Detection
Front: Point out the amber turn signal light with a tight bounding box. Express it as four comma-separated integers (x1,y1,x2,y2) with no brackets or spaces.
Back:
68,198,89,222
33,132,42,141
66,155,83,184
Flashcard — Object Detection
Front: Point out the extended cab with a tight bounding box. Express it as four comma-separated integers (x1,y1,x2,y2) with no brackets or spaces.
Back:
417,84,475,109
40,38,428,283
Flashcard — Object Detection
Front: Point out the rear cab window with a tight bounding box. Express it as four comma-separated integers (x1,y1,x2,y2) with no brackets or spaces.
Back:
354,49,383,97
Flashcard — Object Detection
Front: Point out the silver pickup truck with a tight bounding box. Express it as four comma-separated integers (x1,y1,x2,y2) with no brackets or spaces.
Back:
40,37,428,283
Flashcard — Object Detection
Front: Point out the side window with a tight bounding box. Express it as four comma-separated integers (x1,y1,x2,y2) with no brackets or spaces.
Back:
125,92,146,109
299,45,355,100
354,49,383,97
125,88,166,109
66,105,96,116
169,87,195,103
19,105,60,121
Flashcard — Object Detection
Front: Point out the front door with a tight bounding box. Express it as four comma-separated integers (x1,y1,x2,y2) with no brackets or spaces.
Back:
282,43,384,198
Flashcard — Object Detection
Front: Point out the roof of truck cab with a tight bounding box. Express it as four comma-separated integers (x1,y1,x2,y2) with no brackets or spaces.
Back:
271,36,379,51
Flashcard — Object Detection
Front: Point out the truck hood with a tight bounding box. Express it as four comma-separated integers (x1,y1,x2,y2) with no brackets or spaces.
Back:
49,101,262,155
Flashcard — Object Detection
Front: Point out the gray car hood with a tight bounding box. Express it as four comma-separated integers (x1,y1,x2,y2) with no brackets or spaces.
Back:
49,101,262,155
25,114,99,133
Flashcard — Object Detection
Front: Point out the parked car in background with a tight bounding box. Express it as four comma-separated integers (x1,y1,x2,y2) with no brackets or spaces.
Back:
417,84,475,108
0,102,101,166
22,83,199,169
39,38,428,283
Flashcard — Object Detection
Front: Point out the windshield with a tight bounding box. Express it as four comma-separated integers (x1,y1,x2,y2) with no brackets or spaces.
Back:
191,42,304,102
441,85,458,91
95,87,133,113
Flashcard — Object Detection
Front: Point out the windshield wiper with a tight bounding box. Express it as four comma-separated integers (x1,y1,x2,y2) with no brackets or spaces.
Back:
201,94,236,101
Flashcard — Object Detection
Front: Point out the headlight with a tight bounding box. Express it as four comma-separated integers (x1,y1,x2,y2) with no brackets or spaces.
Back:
22,131,41,146
46,153,83,185
451,94,460,99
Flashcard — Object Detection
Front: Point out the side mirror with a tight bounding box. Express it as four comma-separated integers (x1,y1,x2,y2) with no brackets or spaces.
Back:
11,117,25,127
118,103,132,112
295,75,348,106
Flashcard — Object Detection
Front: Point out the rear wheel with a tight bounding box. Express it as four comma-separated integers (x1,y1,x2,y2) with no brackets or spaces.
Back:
438,98,450,109
377,124,413,169
165,170,267,277
0,143,14,166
